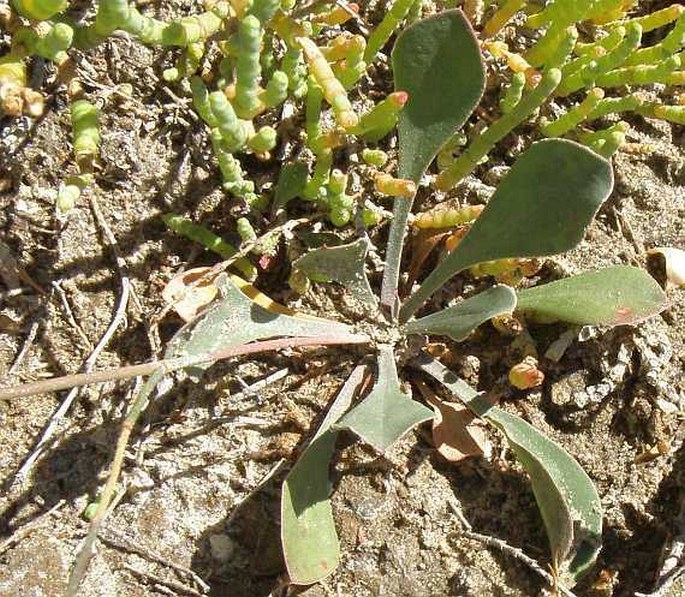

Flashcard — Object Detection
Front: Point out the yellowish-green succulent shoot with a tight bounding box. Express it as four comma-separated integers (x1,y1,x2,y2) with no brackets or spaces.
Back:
297,35,359,130
436,68,561,191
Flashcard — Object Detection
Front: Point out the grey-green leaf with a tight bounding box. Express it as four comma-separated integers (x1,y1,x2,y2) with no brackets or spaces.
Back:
381,9,484,313
485,408,602,583
393,9,485,183
404,285,517,341
400,139,614,321
273,161,308,211
516,265,667,326
335,346,433,452
293,238,378,311
282,366,365,585
414,353,602,583
165,274,359,373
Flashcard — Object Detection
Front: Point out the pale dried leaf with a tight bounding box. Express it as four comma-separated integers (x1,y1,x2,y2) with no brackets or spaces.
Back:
162,267,218,322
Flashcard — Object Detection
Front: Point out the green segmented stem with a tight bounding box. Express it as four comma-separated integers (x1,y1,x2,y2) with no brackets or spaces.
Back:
190,76,218,127
576,121,629,149
594,54,681,89
281,45,307,97
364,0,419,63
413,205,483,229
483,0,526,38
236,217,257,244
525,0,624,67
350,91,408,142
436,68,561,191
593,131,626,158
542,88,604,137
303,149,333,201
163,214,256,279
525,0,592,68
544,26,578,68
249,0,280,24
247,126,277,153
327,35,366,90
298,36,358,129
625,13,685,66
585,95,642,121
526,25,578,68
210,129,259,205
574,25,625,57
209,91,249,151
626,4,684,34
500,71,526,113
639,103,685,125
234,15,263,119
15,22,73,63
71,99,100,166
261,70,288,107
557,22,642,96
12,0,67,20
78,0,229,47
305,76,324,153
361,148,388,168
333,57,367,90
56,173,93,212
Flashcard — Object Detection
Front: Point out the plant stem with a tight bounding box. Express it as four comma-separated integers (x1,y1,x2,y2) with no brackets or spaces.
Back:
0,334,369,401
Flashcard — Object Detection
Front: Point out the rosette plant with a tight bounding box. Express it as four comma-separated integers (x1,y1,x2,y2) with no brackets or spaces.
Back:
3,9,664,595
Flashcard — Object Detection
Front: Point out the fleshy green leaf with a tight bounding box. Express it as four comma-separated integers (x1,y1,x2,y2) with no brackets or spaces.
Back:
165,273,360,372
335,346,433,452
382,9,485,313
404,285,516,341
516,266,667,326
273,161,308,211
393,9,485,183
400,139,614,321
414,353,602,584
293,238,378,311
282,366,365,585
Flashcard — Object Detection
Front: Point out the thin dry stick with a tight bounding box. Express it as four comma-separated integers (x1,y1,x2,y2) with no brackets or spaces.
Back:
0,335,368,401
0,499,66,555
448,499,578,597
7,316,41,375
123,564,206,597
100,526,210,593
51,280,94,350
14,197,132,482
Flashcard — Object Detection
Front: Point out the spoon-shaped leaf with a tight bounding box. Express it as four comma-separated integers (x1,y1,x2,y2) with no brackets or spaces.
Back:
485,408,602,583
293,238,378,311
165,273,363,374
400,139,614,321
516,266,667,325
404,285,516,341
382,9,485,313
335,346,433,452
394,9,486,183
282,366,365,585
414,353,602,584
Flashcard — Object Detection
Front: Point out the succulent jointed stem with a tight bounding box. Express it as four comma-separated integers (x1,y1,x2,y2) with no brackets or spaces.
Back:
436,68,561,192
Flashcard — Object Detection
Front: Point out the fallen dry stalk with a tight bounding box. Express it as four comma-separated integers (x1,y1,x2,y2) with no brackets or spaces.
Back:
0,334,370,401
